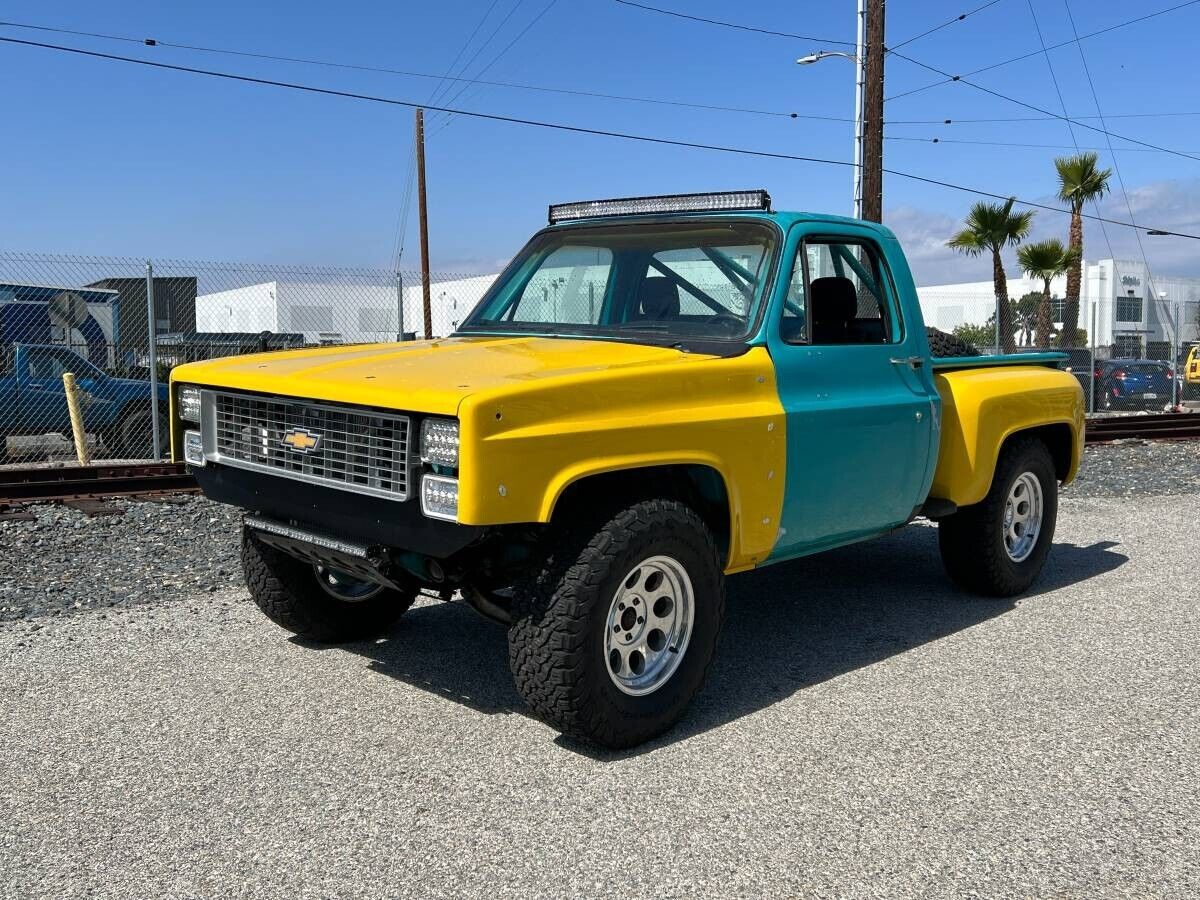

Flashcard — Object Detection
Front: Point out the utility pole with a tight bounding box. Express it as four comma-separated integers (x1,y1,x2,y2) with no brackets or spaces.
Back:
415,107,433,340
861,0,885,223
851,0,866,219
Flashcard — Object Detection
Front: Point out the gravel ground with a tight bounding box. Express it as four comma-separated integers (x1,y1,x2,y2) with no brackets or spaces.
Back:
2,440,1195,624
1062,440,1200,498
1,443,1198,898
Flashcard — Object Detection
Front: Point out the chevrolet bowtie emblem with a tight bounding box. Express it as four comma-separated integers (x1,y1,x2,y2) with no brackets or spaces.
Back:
280,428,322,453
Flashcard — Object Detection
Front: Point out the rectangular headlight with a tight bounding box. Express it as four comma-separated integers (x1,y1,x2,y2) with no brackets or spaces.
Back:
177,385,202,423
549,189,771,223
183,429,205,467
421,474,458,522
420,417,460,467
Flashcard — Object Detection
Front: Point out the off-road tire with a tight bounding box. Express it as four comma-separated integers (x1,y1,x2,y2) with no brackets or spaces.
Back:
242,527,416,641
938,436,1058,597
507,499,725,749
926,326,980,358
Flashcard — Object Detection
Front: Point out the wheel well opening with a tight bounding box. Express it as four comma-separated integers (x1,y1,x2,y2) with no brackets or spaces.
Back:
552,464,732,565
1004,423,1074,481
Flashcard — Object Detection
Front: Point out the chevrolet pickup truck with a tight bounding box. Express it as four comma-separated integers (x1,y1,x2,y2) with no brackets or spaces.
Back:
1,343,168,461
171,191,1084,748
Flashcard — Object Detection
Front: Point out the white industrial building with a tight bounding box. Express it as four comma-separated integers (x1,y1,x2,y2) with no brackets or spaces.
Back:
196,273,499,344
918,259,1200,357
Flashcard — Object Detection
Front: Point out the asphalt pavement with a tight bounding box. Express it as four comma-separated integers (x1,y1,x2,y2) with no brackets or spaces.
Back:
2,490,1198,898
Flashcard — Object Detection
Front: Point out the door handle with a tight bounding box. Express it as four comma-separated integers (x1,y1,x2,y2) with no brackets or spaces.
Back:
890,356,924,369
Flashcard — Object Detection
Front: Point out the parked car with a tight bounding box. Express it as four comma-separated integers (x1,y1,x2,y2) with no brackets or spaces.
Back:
1093,358,1174,411
1184,345,1200,401
170,190,1085,748
0,343,169,461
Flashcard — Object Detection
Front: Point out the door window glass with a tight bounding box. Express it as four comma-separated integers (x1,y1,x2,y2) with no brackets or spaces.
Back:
789,240,897,345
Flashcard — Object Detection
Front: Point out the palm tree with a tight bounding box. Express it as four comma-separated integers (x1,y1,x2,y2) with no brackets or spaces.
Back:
1017,239,1079,348
1055,152,1112,347
947,197,1034,352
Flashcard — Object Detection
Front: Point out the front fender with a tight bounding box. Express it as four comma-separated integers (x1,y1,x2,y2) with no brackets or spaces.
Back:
453,346,787,572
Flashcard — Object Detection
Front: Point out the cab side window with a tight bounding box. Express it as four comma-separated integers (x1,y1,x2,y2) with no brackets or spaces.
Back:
791,239,896,345
780,249,808,343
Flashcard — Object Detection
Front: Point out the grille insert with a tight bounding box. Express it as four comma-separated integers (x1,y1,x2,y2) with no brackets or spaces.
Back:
211,392,410,500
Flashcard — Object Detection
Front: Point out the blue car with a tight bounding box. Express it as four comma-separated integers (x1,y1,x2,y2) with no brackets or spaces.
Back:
0,343,169,461
1094,358,1174,411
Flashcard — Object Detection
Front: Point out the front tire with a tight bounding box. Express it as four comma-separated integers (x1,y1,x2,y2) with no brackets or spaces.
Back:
938,436,1058,597
508,499,725,749
242,527,416,641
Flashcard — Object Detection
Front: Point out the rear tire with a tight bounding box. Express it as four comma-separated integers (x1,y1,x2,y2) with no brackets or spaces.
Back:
242,527,416,641
938,436,1058,597
507,499,724,749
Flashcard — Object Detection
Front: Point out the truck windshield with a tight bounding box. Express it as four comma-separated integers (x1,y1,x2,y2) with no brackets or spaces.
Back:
458,220,777,346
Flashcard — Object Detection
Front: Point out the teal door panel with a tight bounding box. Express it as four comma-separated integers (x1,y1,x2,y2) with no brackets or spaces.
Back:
765,226,939,559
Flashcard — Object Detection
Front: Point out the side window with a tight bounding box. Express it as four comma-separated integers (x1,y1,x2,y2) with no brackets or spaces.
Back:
780,249,808,344
804,240,896,345
508,246,613,324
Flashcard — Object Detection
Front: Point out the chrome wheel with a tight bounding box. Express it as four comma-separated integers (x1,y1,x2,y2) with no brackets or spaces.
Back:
313,564,384,602
605,555,695,697
1003,472,1043,563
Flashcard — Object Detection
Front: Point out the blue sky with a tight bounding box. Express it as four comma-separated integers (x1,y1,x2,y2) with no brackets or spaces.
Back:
3,0,1200,283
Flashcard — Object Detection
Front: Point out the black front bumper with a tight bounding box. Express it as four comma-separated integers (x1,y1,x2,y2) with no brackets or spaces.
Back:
192,462,484,558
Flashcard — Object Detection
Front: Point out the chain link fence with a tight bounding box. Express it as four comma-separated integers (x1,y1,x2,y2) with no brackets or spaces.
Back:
920,290,1199,414
0,251,496,466
4,252,1198,467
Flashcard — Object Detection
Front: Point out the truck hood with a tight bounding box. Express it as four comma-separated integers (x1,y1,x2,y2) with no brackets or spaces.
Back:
170,335,717,415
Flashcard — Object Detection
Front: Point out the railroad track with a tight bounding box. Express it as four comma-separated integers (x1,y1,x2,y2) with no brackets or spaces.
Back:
0,462,198,505
1085,413,1200,444
0,414,1194,509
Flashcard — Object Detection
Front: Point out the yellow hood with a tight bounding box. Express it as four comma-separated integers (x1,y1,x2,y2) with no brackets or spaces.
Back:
169,335,715,415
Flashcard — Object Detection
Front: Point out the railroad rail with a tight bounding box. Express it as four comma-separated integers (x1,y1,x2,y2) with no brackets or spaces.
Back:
1085,413,1200,444
0,462,198,504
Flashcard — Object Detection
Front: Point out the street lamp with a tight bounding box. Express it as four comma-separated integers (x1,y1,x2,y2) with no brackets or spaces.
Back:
796,1,867,219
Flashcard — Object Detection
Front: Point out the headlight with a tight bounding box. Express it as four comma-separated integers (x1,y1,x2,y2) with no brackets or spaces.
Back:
421,474,459,521
177,385,202,423
420,417,460,467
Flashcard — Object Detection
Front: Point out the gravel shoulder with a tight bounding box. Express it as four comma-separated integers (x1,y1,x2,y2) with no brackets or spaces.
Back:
2,449,1198,898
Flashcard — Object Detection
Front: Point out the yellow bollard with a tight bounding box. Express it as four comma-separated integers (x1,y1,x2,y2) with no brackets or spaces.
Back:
62,372,91,466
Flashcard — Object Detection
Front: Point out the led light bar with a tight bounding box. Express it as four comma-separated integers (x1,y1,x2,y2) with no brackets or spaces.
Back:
548,190,772,224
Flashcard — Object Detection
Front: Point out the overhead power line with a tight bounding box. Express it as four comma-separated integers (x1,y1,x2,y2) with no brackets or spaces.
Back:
3,34,1199,241
1063,0,1163,322
887,112,1200,125
886,0,1200,102
609,0,855,46
886,136,1196,153
887,48,1200,163
0,17,837,121
434,0,562,133
888,0,1004,52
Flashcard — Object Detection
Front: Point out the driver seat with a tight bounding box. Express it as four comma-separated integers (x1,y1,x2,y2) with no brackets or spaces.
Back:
638,277,680,320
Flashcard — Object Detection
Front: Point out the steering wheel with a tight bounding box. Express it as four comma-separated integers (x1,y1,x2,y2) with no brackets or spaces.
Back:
707,311,746,330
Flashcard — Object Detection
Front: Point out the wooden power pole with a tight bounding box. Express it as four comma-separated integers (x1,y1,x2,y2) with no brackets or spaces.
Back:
415,107,433,339
861,0,885,223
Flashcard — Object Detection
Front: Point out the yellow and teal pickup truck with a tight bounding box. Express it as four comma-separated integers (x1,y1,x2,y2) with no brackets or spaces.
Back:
171,190,1084,748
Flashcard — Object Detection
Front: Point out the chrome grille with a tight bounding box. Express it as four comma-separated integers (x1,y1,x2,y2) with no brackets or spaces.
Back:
210,392,410,500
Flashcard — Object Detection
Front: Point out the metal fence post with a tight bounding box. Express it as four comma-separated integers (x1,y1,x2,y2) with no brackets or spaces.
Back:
145,261,161,460
395,270,405,341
